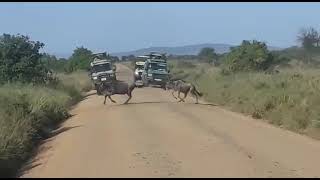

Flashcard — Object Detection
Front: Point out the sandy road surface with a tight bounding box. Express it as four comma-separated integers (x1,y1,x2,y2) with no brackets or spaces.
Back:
21,64,320,178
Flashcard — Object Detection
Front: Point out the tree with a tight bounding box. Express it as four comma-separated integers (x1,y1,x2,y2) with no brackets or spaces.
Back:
109,55,120,63
65,46,93,73
222,40,277,72
297,27,320,51
121,56,127,61
0,33,49,83
41,53,68,72
198,47,218,64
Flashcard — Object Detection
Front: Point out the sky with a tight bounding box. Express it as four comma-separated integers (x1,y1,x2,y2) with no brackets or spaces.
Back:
1,2,320,57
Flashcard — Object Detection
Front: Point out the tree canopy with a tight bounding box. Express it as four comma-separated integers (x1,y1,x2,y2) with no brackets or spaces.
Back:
0,33,49,84
198,47,218,63
65,47,93,73
222,40,285,72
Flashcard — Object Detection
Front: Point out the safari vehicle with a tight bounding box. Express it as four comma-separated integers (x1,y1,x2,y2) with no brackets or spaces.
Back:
90,52,116,95
134,59,146,87
141,52,170,89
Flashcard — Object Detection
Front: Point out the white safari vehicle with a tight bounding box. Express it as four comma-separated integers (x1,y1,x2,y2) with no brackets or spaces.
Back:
134,58,146,87
90,54,116,95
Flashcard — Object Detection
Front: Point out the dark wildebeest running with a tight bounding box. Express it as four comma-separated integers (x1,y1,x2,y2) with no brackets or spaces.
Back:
98,80,136,105
165,79,203,104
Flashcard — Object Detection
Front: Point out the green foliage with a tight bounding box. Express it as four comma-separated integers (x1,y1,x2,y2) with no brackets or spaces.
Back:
198,47,218,64
41,53,67,72
176,60,196,69
0,34,95,177
168,55,198,61
222,40,278,72
0,71,91,177
0,34,49,84
65,47,93,73
109,55,120,62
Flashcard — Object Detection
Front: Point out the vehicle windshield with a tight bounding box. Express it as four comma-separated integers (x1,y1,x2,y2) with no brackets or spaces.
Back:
136,65,144,70
92,63,111,73
149,62,167,71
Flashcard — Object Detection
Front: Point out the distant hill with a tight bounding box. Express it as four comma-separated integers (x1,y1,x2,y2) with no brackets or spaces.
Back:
110,43,283,57
53,43,283,59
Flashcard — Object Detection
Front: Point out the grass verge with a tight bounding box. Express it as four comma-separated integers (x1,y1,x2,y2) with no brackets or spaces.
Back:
170,60,320,140
0,70,91,177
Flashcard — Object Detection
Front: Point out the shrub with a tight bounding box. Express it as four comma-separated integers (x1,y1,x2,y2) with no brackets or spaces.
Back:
0,34,49,84
0,71,91,177
222,40,287,72
176,61,196,69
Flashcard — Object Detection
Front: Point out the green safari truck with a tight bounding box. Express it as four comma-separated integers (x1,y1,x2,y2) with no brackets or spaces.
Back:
141,52,170,89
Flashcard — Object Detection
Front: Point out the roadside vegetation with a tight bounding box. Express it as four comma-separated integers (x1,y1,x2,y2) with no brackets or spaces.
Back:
0,33,92,177
168,27,320,140
3,25,320,177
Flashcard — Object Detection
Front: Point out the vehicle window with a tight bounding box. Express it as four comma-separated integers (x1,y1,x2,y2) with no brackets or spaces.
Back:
92,63,111,73
136,65,144,70
150,63,167,71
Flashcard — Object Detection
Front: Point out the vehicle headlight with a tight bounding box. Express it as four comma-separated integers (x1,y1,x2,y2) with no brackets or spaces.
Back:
93,76,98,80
135,71,139,75
148,73,152,77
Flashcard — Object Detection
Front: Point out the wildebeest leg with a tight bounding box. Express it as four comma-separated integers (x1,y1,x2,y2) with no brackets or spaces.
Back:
108,95,117,103
178,91,185,102
104,95,107,105
195,94,199,104
123,95,132,104
171,90,178,99
123,89,133,104
191,88,199,104
182,91,188,102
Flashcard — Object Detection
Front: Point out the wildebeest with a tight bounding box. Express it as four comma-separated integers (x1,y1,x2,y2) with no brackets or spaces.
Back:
165,79,203,104
98,80,136,105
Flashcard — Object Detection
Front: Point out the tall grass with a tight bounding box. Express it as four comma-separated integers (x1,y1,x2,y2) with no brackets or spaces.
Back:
0,71,91,177
171,61,320,140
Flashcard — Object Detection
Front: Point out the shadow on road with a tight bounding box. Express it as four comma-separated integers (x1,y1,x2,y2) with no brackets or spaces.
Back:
83,91,97,98
116,101,170,106
17,162,42,177
17,125,82,177
48,125,83,138
114,101,218,107
194,102,218,106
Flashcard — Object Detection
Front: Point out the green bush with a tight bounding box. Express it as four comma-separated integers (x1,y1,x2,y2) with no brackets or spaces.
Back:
0,34,49,84
41,53,68,73
198,47,218,64
0,85,70,177
222,40,288,72
176,61,196,69
64,47,92,73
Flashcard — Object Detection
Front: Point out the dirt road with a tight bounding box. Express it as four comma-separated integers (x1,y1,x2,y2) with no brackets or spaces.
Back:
21,64,320,178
